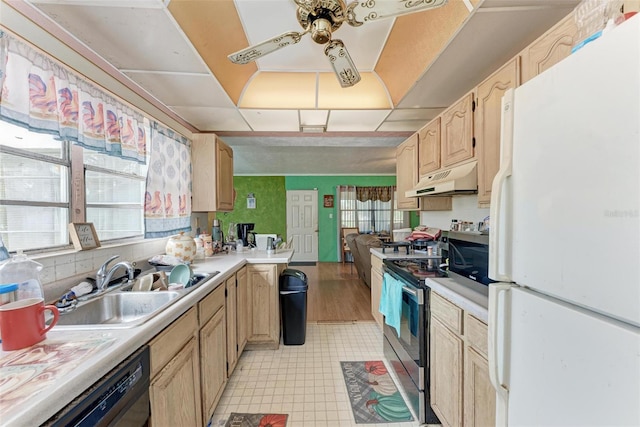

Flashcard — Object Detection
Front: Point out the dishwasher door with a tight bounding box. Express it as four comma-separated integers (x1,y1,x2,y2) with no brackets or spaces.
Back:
46,345,150,427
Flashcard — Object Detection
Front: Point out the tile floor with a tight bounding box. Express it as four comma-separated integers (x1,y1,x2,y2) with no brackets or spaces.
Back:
209,321,425,427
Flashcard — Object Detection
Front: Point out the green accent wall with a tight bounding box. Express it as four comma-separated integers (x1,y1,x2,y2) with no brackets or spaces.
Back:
217,176,287,241
285,176,396,262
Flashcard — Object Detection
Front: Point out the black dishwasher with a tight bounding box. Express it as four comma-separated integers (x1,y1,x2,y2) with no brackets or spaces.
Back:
45,345,150,427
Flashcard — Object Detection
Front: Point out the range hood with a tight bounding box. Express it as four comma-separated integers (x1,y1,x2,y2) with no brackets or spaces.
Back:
406,161,478,197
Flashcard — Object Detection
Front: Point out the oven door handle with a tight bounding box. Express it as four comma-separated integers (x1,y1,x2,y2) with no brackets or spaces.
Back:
402,285,419,298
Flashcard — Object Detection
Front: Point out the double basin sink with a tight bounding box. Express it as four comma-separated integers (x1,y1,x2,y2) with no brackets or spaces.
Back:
55,272,217,329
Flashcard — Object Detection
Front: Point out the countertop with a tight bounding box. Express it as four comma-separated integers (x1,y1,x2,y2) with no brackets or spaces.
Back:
0,249,293,427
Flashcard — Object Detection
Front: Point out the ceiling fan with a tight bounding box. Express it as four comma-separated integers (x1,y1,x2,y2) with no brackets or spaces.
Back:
228,0,448,88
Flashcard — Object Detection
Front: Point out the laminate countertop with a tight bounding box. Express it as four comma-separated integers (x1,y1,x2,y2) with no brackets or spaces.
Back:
0,249,293,427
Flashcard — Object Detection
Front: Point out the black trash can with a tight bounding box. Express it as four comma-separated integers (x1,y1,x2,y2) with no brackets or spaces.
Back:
279,268,308,345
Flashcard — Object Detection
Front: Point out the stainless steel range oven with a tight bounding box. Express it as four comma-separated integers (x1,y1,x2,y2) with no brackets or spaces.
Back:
382,259,442,425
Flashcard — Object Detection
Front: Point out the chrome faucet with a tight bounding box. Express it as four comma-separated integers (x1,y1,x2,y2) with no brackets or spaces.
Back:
96,255,134,291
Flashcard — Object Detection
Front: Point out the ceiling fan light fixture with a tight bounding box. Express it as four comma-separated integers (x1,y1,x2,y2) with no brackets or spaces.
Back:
325,39,361,88
311,18,333,44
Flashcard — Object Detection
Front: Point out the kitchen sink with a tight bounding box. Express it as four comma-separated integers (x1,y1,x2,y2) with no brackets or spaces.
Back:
55,291,181,329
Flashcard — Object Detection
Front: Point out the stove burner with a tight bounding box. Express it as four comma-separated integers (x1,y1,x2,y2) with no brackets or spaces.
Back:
384,258,443,286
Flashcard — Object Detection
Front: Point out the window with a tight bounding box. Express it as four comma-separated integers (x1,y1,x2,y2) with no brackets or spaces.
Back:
338,185,409,234
0,120,147,252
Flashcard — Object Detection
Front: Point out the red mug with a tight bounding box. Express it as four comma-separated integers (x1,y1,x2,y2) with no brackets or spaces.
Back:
0,298,59,351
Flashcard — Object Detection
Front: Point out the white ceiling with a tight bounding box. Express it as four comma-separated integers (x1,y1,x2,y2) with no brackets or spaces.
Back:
9,0,579,175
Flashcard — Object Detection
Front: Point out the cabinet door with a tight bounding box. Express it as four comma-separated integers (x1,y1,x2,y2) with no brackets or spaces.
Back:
216,138,235,211
464,346,496,427
475,57,519,206
150,337,202,427
396,133,419,210
247,264,279,348
226,275,238,376
200,307,227,424
236,266,248,355
441,92,475,168
430,317,463,427
521,13,577,84
370,256,384,330
191,134,234,212
418,117,441,176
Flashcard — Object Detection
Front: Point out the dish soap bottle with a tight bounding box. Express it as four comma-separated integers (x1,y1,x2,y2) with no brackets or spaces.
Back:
0,250,44,300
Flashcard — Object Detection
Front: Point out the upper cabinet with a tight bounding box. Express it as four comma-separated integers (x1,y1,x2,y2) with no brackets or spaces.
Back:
474,57,520,206
192,134,234,212
520,13,578,84
396,133,420,210
441,92,475,168
418,117,441,176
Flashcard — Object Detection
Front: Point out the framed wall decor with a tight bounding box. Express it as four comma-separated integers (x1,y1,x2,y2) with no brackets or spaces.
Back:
68,222,101,250
323,195,334,208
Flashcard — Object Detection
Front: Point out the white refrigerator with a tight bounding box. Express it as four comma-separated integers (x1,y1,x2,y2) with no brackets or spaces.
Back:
488,15,640,427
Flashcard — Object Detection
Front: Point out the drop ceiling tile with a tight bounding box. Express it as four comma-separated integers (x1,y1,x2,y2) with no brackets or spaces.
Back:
377,120,426,132
123,71,234,108
299,110,328,126
240,109,300,132
170,107,251,132
327,110,391,132
385,108,445,122
32,3,208,73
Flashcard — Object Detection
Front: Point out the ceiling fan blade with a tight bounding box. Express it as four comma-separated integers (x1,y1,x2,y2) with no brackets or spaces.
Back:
324,39,361,88
228,30,308,64
345,0,448,27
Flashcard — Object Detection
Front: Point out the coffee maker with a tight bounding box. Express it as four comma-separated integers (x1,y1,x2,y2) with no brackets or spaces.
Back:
236,223,255,247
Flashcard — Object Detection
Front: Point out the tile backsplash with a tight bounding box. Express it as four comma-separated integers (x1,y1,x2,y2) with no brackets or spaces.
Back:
30,238,169,303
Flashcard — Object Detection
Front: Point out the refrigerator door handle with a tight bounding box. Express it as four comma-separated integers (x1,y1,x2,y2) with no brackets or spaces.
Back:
489,283,511,427
489,89,515,282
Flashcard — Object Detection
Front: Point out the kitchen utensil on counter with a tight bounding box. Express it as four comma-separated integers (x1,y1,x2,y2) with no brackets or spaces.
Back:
237,223,255,247
133,274,154,292
0,297,59,351
164,232,197,263
0,250,44,300
212,219,223,242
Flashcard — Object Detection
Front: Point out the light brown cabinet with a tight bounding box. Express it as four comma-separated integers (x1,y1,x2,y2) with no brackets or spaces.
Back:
418,117,441,176
225,274,238,376
430,291,496,427
149,308,202,427
236,266,248,355
198,285,227,424
396,133,420,210
370,255,384,330
520,13,577,84
191,134,234,212
441,92,475,168
246,263,284,349
474,57,519,206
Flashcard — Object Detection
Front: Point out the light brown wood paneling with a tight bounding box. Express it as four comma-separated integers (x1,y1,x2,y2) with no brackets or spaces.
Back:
396,133,420,210
431,292,463,335
418,117,441,176
149,307,197,377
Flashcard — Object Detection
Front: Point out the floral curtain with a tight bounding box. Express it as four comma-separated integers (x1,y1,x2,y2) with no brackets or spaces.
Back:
144,122,192,238
356,186,393,202
0,30,148,163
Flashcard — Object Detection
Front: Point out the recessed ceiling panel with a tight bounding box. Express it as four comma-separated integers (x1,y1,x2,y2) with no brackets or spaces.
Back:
318,73,390,109
31,3,208,73
123,71,235,108
327,110,391,132
299,110,328,126
170,106,251,132
240,109,300,131
240,72,316,109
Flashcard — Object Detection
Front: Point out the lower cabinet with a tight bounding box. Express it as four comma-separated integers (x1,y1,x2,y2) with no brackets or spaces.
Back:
225,274,238,376
246,263,285,349
370,255,384,330
430,291,495,427
236,266,248,356
149,308,202,427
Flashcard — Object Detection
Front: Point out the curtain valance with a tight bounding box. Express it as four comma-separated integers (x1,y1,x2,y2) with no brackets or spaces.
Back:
0,30,148,163
356,186,394,202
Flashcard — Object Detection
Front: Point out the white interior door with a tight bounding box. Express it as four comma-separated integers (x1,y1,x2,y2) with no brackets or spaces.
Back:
286,190,318,262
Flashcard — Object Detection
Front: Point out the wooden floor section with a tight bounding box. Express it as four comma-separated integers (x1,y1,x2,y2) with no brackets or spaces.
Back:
292,262,373,323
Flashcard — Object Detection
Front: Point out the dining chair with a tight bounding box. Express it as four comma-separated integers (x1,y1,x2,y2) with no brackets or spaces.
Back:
341,227,359,272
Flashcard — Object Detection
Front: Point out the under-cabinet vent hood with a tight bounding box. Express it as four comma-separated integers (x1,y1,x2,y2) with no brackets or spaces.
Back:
406,161,478,197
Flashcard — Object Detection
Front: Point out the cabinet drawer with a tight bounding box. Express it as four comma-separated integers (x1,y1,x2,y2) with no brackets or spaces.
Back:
371,255,383,273
150,307,197,377
199,284,225,326
465,313,488,357
431,292,463,335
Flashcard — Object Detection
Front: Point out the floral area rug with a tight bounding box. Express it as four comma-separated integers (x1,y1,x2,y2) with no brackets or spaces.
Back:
340,361,414,424
224,413,287,427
